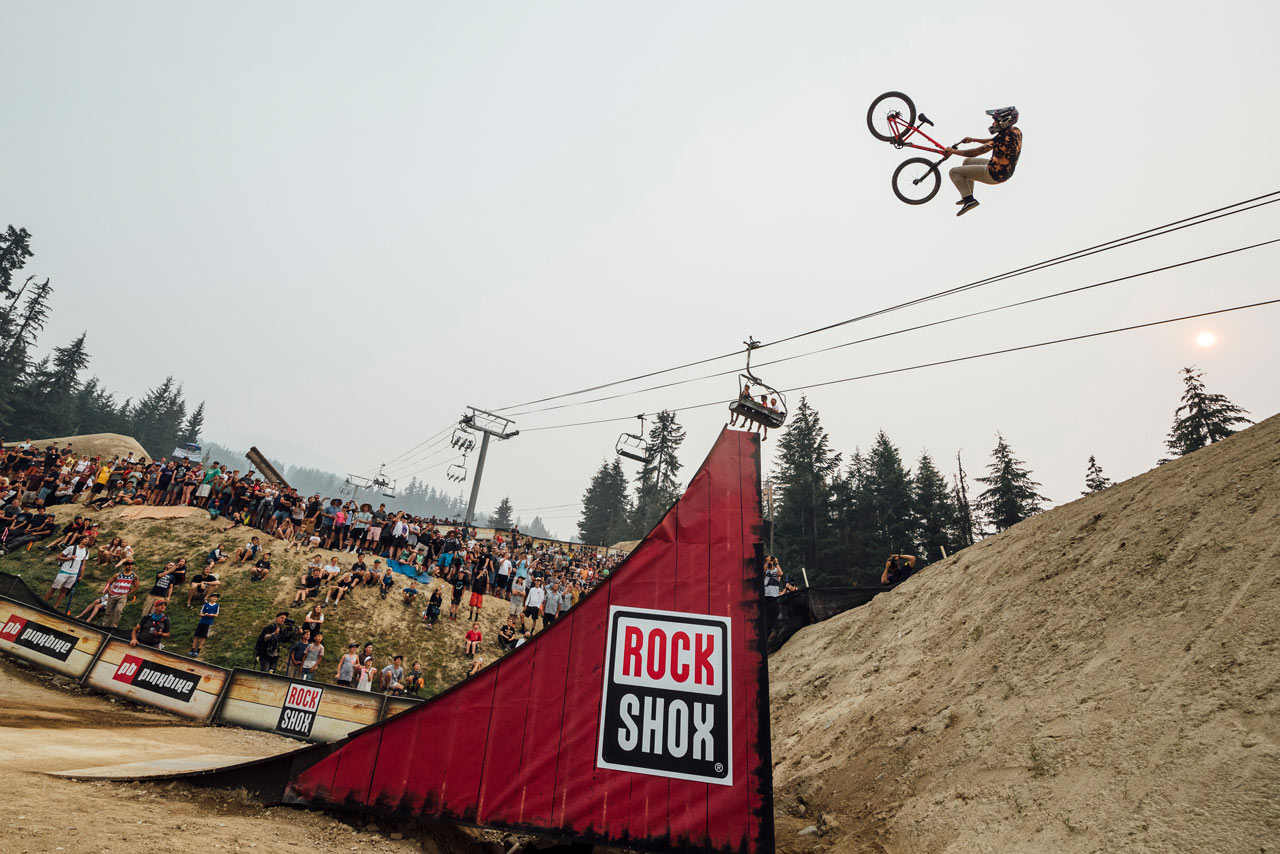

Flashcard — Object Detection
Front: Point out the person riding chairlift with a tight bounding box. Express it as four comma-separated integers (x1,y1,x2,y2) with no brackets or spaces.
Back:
730,381,753,427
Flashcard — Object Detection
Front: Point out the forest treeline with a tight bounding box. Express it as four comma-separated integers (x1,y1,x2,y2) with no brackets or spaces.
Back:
577,370,1252,585
0,225,205,458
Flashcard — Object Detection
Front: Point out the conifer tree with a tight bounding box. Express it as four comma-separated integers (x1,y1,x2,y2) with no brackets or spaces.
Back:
950,452,977,548
0,226,34,298
975,434,1048,532
1164,366,1252,458
913,451,957,560
490,496,515,530
863,430,916,558
633,410,685,532
181,401,206,444
772,396,841,582
580,458,633,545
1082,455,1112,494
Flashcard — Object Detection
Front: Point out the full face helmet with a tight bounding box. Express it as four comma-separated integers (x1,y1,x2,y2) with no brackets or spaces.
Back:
986,105,1019,134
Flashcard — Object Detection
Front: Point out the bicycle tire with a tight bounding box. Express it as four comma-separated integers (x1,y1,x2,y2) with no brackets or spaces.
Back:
867,91,915,142
892,157,941,205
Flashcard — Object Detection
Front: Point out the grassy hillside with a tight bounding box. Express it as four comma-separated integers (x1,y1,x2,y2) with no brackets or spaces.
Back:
0,507,515,695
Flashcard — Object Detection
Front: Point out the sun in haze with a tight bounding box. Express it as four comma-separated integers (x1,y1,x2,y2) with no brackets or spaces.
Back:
1196,331,1217,347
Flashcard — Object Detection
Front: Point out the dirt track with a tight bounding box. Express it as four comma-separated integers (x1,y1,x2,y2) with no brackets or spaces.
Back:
0,664,494,854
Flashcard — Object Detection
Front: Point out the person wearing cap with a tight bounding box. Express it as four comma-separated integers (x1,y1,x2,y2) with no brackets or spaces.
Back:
188,592,219,657
335,642,361,686
131,599,171,649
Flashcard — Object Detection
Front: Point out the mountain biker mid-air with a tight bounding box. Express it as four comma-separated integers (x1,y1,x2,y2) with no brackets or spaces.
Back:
945,106,1021,216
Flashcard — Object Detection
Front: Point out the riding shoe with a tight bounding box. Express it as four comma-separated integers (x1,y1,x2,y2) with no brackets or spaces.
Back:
957,199,980,216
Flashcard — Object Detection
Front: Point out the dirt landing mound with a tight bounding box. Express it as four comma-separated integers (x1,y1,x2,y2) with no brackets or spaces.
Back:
769,414,1280,854
3,432,149,461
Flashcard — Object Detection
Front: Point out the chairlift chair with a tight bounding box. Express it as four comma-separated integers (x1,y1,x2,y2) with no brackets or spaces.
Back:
615,414,649,463
727,337,788,431
451,426,476,452
446,461,468,483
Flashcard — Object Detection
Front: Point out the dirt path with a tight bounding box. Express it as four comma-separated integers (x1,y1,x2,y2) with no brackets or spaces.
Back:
0,663,501,854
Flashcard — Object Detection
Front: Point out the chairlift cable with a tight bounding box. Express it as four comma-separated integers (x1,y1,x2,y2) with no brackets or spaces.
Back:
507,235,1280,419
520,296,1280,432
495,190,1280,412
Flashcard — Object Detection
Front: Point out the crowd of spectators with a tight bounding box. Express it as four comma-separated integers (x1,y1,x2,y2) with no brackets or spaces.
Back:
2,437,630,698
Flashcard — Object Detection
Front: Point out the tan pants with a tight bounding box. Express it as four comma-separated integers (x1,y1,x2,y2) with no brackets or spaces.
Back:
949,157,998,198
103,594,129,628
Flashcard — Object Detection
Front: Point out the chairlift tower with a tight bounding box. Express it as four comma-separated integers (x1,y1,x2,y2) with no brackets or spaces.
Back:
458,407,519,527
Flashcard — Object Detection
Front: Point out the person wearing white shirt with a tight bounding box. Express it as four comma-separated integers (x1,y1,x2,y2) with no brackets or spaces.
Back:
46,534,91,610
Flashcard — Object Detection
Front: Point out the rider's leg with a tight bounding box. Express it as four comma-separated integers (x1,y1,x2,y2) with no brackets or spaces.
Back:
949,158,997,200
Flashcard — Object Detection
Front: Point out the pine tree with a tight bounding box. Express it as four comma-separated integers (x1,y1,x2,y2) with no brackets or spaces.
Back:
950,453,977,547
129,376,187,458
491,496,515,530
863,431,916,559
580,458,633,545
181,401,206,444
976,434,1048,533
0,226,34,299
772,396,841,583
913,451,957,561
1165,366,1252,458
633,410,685,532
1082,455,1112,494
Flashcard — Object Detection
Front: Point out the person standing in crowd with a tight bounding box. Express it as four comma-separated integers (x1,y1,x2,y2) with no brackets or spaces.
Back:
130,599,171,649
468,559,488,622
300,631,325,680
255,612,288,673
101,562,140,628
46,533,91,611
286,628,312,678
542,580,562,629
764,555,782,629
188,592,219,657
449,566,468,622
335,642,360,687
138,562,178,619
523,579,546,633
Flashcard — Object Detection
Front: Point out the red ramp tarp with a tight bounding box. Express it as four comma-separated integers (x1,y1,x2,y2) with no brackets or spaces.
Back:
227,428,773,853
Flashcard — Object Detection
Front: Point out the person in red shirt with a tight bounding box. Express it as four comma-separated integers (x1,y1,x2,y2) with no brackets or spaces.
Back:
464,622,482,659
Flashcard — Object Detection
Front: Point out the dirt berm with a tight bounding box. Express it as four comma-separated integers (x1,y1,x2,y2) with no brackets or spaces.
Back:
770,414,1280,853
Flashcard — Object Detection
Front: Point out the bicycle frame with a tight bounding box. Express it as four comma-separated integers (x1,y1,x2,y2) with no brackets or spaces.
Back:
885,112,948,155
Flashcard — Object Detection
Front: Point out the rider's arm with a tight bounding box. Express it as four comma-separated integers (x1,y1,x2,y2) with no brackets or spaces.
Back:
947,143,993,157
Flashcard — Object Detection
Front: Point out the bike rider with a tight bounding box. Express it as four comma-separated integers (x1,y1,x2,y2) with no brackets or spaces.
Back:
945,106,1021,216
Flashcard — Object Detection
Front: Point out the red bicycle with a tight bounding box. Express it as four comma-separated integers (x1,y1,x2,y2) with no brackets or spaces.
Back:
867,91,962,205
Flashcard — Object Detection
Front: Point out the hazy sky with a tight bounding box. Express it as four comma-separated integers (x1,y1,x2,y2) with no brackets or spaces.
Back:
6,1,1279,537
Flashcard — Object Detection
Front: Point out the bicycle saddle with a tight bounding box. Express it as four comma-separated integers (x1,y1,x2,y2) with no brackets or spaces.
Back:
917,113,934,127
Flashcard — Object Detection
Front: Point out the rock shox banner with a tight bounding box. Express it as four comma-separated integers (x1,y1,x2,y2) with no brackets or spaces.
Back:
175,429,775,854
277,682,324,738
0,615,77,662
597,606,732,785
112,654,199,703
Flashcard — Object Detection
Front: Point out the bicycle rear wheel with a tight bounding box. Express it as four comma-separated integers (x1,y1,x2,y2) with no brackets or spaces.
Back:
867,91,915,142
892,157,941,205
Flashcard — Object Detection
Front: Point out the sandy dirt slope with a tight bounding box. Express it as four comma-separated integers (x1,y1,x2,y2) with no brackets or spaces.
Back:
769,414,1280,853
2,432,149,461
0,665,507,854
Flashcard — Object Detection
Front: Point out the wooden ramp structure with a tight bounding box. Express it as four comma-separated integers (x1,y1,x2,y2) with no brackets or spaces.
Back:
72,428,775,853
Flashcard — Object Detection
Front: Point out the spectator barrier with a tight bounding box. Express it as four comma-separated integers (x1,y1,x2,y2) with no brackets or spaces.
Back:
0,594,109,679
84,638,231,721
382,694,424,716
766,584,902,653
216,668,384,742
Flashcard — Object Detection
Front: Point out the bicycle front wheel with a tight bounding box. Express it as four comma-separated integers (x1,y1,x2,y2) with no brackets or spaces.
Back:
892,157,941,205
867,91,915,142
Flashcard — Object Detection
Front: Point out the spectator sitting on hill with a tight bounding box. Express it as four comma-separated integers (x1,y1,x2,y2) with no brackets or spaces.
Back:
380,655,406,694
292,567,322,606
186,567,219,607
404,661,424,696
249,553,272,581
402,580,419,606
326,570,355,606
882,553,917,585
234,536,261,564
498,616,518,651
423,586,443,629
464,622,482,658
378,565,395,600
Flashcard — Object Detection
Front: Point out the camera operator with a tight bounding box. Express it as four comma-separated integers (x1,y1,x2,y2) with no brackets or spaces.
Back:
255,611,291,673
